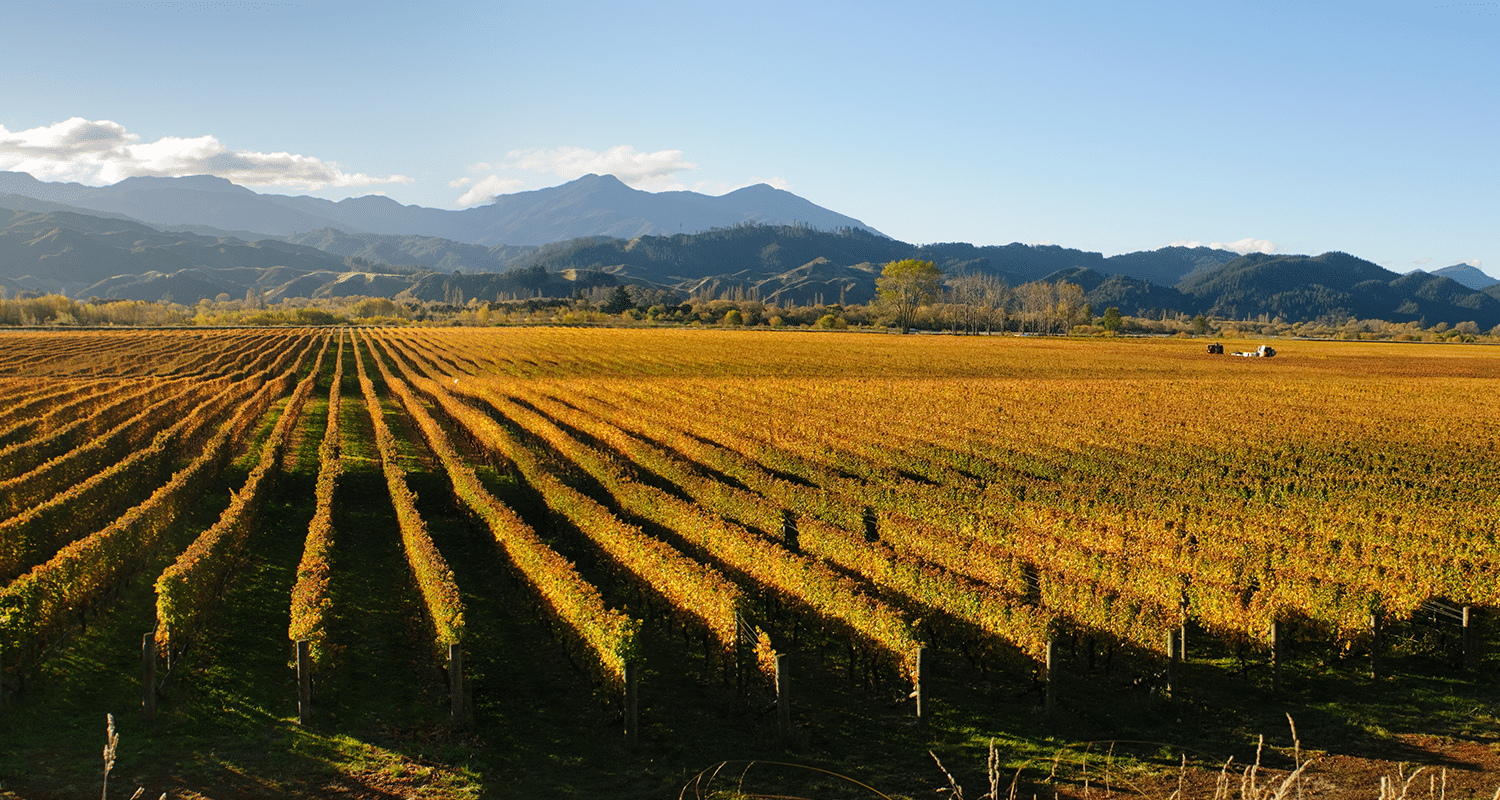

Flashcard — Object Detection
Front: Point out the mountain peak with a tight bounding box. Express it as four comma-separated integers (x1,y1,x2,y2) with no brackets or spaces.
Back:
570,173,631,188
1430,263,1497,291
722,183,784,197
107,174,253,194
335,194,405,208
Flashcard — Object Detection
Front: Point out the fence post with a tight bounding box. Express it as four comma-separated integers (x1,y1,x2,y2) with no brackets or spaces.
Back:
296,639,312,725
449,642,465,729
914,647,929,726
1044,636,1056,716
775,653,791,741
734,612,745,695
1462,606,1477,671
1165,628,1178,697
1270,620,1283,695
624,661,639,745
143,633,157,722
1370,613,1384,681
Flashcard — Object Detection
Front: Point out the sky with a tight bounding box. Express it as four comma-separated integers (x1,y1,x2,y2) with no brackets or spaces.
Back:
1,0,1496,276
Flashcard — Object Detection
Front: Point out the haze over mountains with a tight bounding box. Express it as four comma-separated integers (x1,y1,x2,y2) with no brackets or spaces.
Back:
1,170,1496,328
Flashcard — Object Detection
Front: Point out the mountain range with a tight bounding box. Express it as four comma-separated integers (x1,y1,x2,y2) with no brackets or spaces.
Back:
0,171,1495,328
0,171,878,246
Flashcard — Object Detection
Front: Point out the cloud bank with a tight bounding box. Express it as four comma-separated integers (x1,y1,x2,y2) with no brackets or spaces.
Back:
0,117,410,189
1170,237,1280,255
456,175,526,207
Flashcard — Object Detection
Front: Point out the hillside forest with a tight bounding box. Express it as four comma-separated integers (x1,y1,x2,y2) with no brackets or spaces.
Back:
0,274,1495,344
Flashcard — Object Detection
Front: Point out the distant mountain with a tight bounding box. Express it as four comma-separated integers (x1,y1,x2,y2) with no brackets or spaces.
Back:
0,203,1239,310
397,267,619,303
0,171,882,246
4,194,1495,329
491,224,1239,296
0,172,102,205
0,173,359,237
0,205,361,293
1042,267,1190,318
0,202,613,303
284,228,537,273
1427,263,1498,291
0,192,143,223
1177,252,1500,327
270,174,885,246
1099,246,1240,284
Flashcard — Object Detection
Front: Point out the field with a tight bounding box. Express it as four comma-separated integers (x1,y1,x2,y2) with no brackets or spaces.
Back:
0,327,1497,799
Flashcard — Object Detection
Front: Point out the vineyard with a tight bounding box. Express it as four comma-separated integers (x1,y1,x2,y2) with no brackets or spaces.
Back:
0,327,1497,799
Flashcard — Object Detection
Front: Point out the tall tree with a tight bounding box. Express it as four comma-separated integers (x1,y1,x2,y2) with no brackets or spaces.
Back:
877,259,942,333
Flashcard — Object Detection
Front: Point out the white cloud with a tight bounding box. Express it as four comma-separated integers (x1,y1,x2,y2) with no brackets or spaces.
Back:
0,117,410,189
1169,237,1279,255
455,174,526,207
1214,238,1279,254
1466,258,1482,268
1414,257,1432,265
504,145,697,190
448,177,472,188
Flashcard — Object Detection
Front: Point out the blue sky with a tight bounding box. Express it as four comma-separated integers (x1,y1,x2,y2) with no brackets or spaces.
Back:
1,0,1496,276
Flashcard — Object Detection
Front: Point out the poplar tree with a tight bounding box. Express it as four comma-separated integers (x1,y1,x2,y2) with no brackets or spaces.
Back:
876,259,942,333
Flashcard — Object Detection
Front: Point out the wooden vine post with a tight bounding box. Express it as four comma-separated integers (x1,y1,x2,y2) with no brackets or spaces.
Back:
914,646,928,726
1044,636,1056,716
733,611,746,695
142,633,157,722
1462,606,1477,671
1270,620,1284,695
775,653,791,741
624,661,639,745
1165,628,1179,697
449,643,465,729
296,639,312,725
